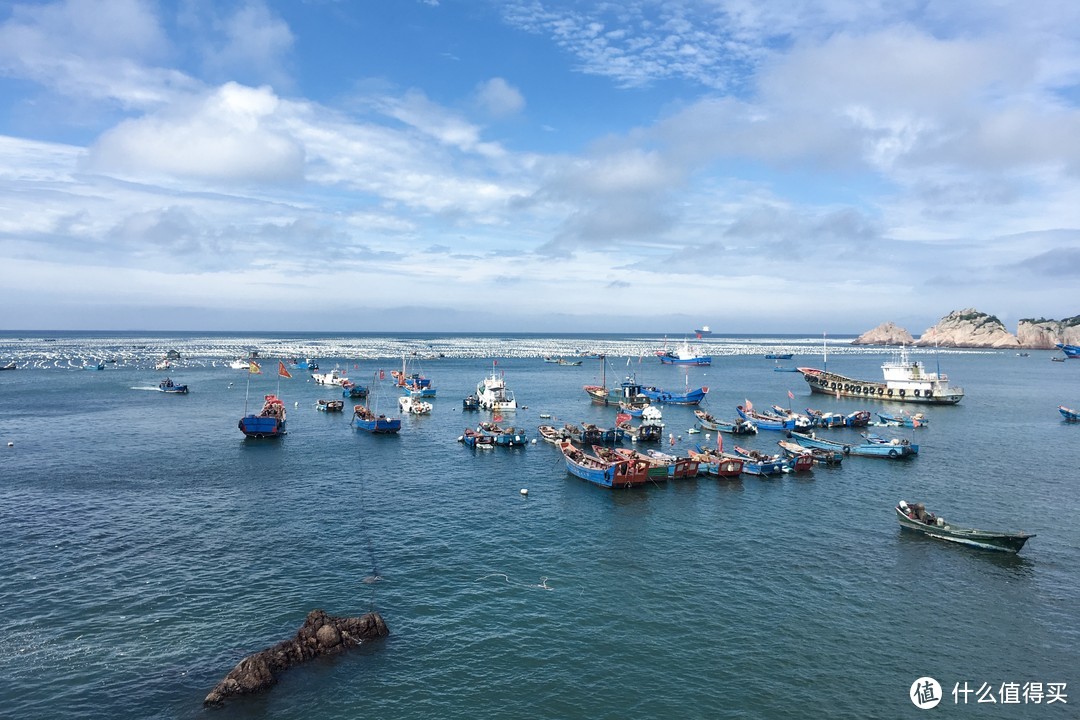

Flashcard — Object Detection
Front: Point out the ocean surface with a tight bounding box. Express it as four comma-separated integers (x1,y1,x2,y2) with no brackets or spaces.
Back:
0,332,1076,719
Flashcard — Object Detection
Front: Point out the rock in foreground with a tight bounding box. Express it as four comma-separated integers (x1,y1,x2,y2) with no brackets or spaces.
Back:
204,609,389,706
851,322,915,346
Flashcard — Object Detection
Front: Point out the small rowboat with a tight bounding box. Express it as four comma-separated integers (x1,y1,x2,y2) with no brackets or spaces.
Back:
896,501,1034,553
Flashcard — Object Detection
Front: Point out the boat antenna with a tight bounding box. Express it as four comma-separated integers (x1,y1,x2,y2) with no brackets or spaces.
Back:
935,340,941,378
823,331,827,373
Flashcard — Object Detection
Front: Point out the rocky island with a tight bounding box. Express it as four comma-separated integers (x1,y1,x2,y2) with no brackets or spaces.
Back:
854,309,1080,349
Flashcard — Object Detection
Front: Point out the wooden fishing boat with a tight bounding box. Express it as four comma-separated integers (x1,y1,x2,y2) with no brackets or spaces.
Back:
764,353,793,360
858,432,919,458
158,378,188,394
558,440,651,489
0,361,16,371
768,405,813,432
592,446,669,481
687,447,744,477
340,380,369,399
644,449,700,479
351,404,401,434
477,422,529,446
789,431,852,455
730,445,791,475
316,399,344,412
459,427,495,448
537,424,570,443
777,439,842,466
462,394,480,411
736,405,794,431
239,394,286,438
615,406,664,443
564,422,623,445
805,408,845,428
844,410,872,427
896,501,1034,553
1059,405,1080,421
877,411,927,428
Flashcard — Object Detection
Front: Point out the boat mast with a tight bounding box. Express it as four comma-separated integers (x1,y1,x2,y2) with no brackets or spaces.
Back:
823,331,827,373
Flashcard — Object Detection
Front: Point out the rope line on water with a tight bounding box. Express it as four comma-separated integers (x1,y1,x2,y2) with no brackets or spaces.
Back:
475,573,554,591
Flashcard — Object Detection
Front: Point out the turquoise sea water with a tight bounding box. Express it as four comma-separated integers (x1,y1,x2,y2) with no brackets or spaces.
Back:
0,332,1077,719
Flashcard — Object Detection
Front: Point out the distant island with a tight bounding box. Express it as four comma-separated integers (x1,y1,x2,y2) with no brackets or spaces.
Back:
853,309,1080,349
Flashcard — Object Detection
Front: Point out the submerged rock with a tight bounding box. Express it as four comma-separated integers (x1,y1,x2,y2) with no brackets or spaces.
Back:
204,609,389,706
914,309,1021,349
851,322,915,346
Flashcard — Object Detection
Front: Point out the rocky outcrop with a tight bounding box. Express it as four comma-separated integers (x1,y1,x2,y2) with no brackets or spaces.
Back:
914,309,1021,349
1017,316,1080,349
851,322,915,346
204,610,389,706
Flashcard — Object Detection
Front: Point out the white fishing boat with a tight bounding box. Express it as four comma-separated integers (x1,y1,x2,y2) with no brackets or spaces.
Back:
476,364,517,412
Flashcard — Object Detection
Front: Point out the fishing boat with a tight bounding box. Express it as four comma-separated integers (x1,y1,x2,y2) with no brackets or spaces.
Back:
228,358,251,370
291,358,319,370
0,361,16,371
1052,356,1066,362
694,325,713,337
392,354,437,397
351,405,401,434
477,422,529,446
798,346,964,404
312,369,349,386
768,405,813,432
687,446,744,477
764,353,793,360
736,404,795,431
543,356,561,363
584,356,650,407
340,380,369,399
537,425,571,444
644,449,700,479
789,431,852,455
476,365,517,412
462,394,480,411
805,408,845,428
238,394,286,438
397,395,433,415
895,501,1034,553
658,340,712,366
640,384,708,405
558,440,651,489
153,358,171,371
777,439,842,466
877,411,928,428
316,399,344,412
84,361,105,371
158,378,188,394
859,432,919,458
459,427,495,449
729,445,793,476
551,358,582,366
844,410,873,427
1058,405,1080,421
615,406,664,443
1055,343,1080,358
564,422,623,446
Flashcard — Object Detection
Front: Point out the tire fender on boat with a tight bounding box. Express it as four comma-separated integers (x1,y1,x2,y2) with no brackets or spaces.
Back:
888,448,899,458
899,389,906,397
887,389,893,397
842,445,851,454
925,389,933,398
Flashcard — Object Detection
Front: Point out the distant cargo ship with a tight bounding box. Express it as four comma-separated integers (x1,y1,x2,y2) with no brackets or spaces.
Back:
695,325,712,337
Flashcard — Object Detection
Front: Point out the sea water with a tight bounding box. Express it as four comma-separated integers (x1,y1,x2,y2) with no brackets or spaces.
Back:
0,332,1076,719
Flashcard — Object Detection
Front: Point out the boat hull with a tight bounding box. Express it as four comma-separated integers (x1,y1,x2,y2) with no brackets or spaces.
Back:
1056,343,1080,358
895,507,1033,553
798,367,963,405
238,416,284,438
1059,405,1080,421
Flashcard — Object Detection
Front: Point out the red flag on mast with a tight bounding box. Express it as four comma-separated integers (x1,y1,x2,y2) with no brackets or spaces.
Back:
278,361,292,379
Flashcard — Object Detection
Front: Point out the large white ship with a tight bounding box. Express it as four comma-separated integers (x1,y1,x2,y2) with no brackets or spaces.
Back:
797,348,964,404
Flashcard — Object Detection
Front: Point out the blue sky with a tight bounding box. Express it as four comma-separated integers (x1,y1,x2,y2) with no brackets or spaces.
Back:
2,0,1080,333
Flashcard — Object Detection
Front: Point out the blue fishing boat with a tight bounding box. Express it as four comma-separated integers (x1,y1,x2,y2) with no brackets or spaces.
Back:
477,422,529,446
351,404,401,434
736,404,794,431
658,340,711,366
729,445,795,476
764,353,793,360
641,385,708,405
341,380,369,399
558,441,651,489
459,427,495,448
291,358,319,370
158,378,188,394
859,432,919,458
806,408,845,428
1058,405,1080,421
877,411,928,428
1056,343,1080,358
563,422,623,446
238,394,286,438
687,446,744,477
462,394,480,411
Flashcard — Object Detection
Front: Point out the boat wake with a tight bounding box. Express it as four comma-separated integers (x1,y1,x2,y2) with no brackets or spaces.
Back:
476,573,554,591
130,386,163,392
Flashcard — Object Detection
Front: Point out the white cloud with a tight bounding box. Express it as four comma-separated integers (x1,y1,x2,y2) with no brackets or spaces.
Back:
85,82,305,183
473,78,525,118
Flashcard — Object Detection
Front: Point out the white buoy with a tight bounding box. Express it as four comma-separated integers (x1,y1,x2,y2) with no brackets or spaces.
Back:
531,438,537,444
520,488,528,496
294,401,299,407
6,441,12,447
